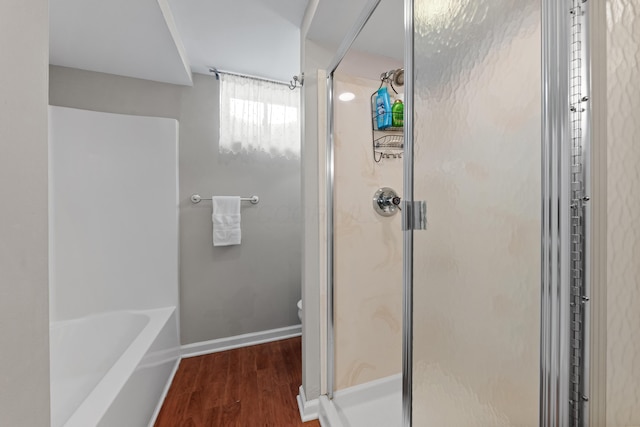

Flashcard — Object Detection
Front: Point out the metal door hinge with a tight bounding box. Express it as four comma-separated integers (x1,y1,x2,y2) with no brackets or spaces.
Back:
402,201,427,231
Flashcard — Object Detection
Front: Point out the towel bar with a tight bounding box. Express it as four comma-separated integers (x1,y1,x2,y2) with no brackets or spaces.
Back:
190,194,259,205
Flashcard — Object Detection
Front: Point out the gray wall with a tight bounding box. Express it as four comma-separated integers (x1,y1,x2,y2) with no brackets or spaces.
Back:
179,74,301,344
0,1,50,425
49,66,182,119
50,67,302,345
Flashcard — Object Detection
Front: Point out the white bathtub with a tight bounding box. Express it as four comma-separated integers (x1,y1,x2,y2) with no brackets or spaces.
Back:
50,307,180,427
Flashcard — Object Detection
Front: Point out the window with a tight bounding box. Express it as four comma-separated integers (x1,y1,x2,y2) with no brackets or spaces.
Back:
219,73,300,157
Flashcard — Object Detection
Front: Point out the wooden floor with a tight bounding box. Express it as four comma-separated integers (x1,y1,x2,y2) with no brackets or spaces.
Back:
155,337,321,427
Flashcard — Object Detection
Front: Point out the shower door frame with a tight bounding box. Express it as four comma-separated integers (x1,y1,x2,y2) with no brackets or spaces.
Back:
540,0,593,425
323,0,583,426
541,0,574,424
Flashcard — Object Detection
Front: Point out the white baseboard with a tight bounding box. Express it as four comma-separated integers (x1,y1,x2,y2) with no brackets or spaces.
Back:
181,324,302,358
148,357,181,427
297,385,320,422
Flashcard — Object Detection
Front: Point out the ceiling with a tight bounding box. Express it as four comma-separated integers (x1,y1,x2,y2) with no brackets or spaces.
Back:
49,0,404,86
49,0,193,86
307,0,404,62
167,0,307,82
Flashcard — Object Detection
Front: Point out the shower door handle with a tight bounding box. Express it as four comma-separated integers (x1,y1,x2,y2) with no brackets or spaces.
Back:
402,201,427,231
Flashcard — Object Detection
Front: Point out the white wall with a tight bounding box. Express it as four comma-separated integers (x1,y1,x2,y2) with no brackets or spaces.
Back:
49,106,179,321
0,0,50,425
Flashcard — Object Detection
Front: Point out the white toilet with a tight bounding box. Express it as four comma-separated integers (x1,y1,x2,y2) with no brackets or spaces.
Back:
297,299,303,322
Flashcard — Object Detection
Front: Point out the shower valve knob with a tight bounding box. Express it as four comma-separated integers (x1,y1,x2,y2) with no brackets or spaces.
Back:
373,187,401,217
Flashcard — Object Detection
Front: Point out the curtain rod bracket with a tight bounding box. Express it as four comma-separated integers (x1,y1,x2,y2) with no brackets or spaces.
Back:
209,67,220,80
289,73,304,90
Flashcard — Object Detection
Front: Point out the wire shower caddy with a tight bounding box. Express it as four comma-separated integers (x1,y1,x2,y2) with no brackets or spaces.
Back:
371,69,405,163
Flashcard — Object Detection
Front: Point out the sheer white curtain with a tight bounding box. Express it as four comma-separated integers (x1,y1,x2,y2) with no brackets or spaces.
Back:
219,73,300,157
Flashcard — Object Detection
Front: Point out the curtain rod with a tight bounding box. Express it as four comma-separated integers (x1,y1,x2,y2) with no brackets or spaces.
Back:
208,67,303,90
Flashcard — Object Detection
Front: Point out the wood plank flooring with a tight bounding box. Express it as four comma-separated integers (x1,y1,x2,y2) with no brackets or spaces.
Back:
155,337,321,427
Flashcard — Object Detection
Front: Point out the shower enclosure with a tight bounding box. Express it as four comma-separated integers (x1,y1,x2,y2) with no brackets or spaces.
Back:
312,0,640,425
323,0,543,425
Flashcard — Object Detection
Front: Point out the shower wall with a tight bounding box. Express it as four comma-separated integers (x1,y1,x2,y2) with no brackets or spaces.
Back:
333,58,403,390
48,106,179,321
606,0,640,423
50,67,302,345
411,1,541,424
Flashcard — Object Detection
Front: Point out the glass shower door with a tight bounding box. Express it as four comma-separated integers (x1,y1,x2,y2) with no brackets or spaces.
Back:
410,1,542,425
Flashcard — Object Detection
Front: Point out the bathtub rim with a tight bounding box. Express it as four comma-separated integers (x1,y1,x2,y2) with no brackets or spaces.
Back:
57,306,177,427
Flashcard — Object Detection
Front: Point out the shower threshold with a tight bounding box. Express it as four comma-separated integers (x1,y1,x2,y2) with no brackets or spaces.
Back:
319,374,402,427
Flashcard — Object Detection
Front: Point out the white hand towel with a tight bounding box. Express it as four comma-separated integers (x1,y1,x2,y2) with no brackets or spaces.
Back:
212,196,241,246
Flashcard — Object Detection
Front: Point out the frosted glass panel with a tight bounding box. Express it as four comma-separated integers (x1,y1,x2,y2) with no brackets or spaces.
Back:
606,0,640,424
411,1,541,425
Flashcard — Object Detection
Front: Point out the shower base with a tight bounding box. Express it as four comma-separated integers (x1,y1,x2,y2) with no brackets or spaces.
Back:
319,374,401,427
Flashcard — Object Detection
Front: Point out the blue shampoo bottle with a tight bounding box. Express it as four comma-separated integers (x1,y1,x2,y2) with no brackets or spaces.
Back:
376,87,392,130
